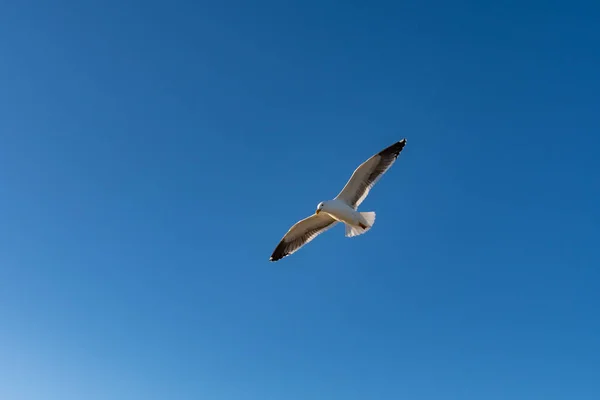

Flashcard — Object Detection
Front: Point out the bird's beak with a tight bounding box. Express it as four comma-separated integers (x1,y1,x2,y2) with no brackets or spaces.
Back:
316,209,320,214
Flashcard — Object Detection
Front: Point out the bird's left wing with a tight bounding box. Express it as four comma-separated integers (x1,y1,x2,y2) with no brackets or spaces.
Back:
335,139,406,209
270,213,338,261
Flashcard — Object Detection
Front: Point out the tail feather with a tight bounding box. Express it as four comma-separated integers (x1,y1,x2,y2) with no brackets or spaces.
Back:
361,211,376,227
345,211,376,238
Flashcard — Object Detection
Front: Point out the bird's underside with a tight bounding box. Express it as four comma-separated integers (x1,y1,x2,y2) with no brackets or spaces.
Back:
269,139,407,262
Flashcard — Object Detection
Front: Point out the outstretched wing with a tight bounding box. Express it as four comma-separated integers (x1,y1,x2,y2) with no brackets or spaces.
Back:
335,139,406,208
269,213,338,262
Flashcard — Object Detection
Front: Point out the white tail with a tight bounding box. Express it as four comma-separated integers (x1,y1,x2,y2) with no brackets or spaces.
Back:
345,211,376,238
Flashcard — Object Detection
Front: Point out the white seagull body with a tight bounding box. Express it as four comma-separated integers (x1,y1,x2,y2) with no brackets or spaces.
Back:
269,139,407,262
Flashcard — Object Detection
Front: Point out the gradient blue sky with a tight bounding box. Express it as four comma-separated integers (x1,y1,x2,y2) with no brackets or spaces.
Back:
1,1,599,399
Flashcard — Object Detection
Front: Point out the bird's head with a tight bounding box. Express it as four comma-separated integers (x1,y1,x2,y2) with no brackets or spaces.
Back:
315,202,325,214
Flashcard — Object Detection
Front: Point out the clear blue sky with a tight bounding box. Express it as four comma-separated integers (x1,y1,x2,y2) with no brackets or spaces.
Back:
1,1,599,399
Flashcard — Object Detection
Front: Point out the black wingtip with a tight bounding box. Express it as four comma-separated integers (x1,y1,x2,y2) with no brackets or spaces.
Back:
270,249,290,262
269,248,286,262
270,245,294,262
378,138,407,158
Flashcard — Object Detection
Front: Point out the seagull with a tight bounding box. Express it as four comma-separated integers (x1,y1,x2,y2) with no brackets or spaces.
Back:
269,139,407,262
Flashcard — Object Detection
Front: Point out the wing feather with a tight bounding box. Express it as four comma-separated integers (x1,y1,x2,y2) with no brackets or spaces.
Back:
335,139,406,208
269,213,338,262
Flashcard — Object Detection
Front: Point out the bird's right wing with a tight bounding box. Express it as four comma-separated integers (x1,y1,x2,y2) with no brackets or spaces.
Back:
270,213,338,261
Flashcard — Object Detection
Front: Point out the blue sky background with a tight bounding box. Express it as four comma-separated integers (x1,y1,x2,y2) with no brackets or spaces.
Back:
1,1,599,399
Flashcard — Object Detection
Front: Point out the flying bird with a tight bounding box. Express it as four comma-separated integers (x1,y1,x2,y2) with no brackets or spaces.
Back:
269,139,407,262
